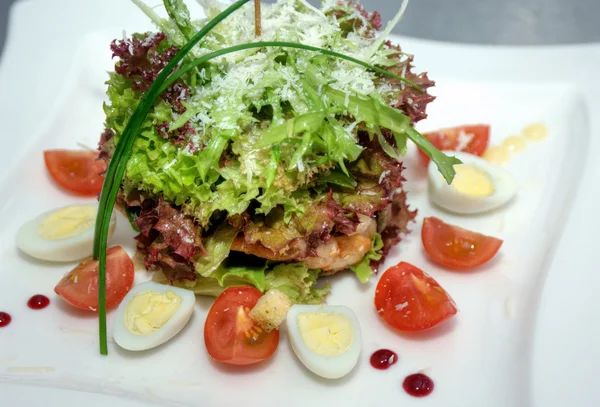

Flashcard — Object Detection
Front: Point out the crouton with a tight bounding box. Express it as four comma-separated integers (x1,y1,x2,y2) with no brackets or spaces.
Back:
248,289,292,332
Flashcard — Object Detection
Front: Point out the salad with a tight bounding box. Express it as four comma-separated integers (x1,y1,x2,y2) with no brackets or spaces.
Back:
8,0,545,389
97,0,452,303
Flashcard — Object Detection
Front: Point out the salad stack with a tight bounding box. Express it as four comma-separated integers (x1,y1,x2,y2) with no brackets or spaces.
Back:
99,0,438,303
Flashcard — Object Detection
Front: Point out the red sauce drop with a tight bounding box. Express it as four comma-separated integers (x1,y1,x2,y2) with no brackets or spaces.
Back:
370,349,398,370
0,312,11,327
403,373,434,397
28,295,50,310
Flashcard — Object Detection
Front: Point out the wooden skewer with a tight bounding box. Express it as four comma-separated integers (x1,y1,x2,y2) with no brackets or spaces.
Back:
254,0,261,37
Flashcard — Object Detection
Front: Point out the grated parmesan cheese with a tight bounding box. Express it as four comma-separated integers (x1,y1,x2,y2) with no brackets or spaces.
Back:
395,302,409,311
115,0,420,226
164,158,177,170
379,170,391,184
456,130,474,151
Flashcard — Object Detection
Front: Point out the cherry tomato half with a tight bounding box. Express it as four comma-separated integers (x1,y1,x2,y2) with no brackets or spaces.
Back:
204,286,279,365
375,262,457,332
418,124,490,165
54,246,134,311
44,149,106,196
422,216,503,270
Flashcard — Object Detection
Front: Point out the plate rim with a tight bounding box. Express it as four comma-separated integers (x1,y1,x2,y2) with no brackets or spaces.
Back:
1,1,599,406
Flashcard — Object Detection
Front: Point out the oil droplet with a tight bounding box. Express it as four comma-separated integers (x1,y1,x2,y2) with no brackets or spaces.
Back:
522,122,548,141
483,122,547,165
482,146,509,165
501,135,527,153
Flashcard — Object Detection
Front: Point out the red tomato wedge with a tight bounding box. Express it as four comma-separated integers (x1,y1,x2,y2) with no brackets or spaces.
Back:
44,149,106,196
375,262,457,332
421,216,503,270
204,286,279,365
418,124,490,165
54,246,134,311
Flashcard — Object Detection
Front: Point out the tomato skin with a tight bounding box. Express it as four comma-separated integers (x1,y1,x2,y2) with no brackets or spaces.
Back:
421,216,503,270
374,262,457,332
418,124,490,165
204,286,279,365
44,149,106,196
54,246,134,311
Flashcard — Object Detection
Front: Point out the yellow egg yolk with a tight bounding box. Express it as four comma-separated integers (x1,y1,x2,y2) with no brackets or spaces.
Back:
124,290,182,335
451,164,495,197
37,205,97,240
297,312,353,356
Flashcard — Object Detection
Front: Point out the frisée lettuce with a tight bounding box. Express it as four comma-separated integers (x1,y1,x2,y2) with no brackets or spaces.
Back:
102,0,457,227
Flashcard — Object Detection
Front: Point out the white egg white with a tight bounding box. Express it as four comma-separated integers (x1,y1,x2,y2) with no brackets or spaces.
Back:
16,204,116,262
286,304,362,380
113,281,195,351
428,151,517,214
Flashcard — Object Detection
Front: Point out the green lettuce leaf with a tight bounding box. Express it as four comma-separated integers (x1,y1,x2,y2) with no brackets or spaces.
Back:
153,254,267,296
194,223,238,277
265,262,330,304
152,271,223,296
152,263,266,297
211,263,267,291
163,0,194,40
325,87,461,184
350,233,383,283
154,255,328,304
317,167,357,189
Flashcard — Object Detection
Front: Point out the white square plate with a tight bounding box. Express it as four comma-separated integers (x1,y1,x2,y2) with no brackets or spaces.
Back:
1,1,599,406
